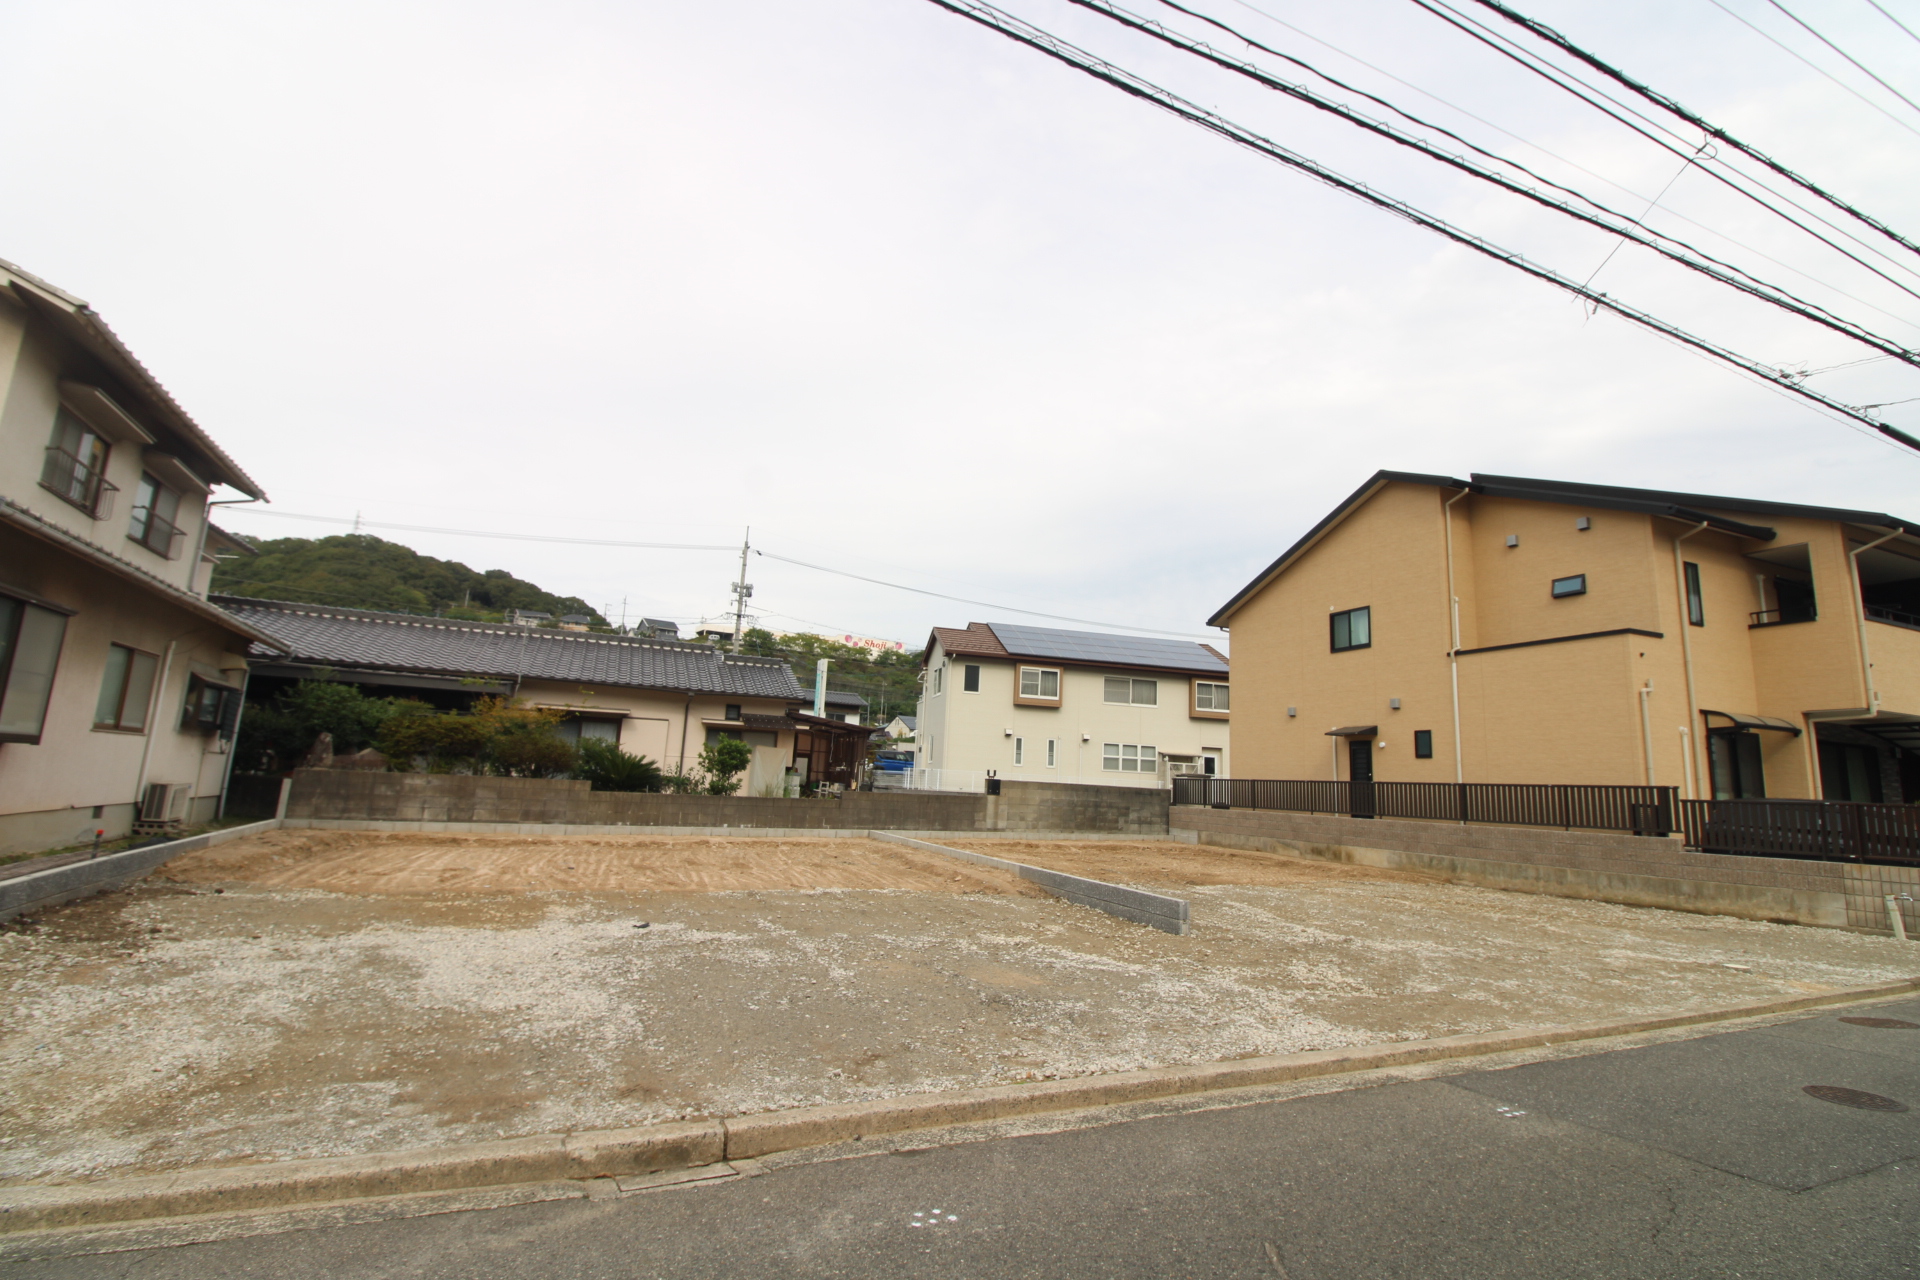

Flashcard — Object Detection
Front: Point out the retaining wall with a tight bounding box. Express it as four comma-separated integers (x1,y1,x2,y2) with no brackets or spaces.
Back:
283,772,1174,835
1173,805,1920,934
0,820,281,922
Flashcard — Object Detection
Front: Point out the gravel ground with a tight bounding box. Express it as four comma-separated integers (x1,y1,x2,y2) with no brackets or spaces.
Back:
0,833,1912,1187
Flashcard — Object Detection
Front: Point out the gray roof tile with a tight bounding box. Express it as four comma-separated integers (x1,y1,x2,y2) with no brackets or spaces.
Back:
216,597,806,700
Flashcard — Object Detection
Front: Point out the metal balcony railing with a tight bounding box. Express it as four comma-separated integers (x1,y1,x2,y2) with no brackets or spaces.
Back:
38,446,118,518
1865,603,1920,631
129,506,184,558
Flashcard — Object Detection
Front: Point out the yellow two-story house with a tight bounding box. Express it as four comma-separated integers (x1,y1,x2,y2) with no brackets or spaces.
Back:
1210,471,1919,803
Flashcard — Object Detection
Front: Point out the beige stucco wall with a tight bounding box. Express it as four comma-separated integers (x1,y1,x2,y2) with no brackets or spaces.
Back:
1221,478,1907,799
515,680,799,776
0,527,252,854
915,642,1229,788
0,294,212,597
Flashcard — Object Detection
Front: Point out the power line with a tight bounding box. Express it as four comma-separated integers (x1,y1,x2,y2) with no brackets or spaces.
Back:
917,0,1920,452
1214,0,1920,334
1413,0,1920,296
755,551,1221,638
1451,0,1920,264
219,507,737,551
1864,0,1920,47
1706,0,1920,133
1466,0,1920,252
1765,0,1920,114
1089,0,1919,365
215,507,1225,638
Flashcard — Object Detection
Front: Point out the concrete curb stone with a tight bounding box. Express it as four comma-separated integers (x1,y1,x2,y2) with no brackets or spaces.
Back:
2,978,1913,1236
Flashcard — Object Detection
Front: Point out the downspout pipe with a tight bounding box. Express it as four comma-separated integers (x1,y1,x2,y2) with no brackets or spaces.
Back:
132,641,179,815
1671,521,1710,799
1442,487,1470,791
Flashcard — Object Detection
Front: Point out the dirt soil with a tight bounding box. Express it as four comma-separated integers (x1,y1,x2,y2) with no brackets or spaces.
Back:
162,831,1044,896
0,832,1913,1187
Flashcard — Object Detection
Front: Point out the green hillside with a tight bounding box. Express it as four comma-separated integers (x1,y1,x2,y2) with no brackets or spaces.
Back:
210,534,607,625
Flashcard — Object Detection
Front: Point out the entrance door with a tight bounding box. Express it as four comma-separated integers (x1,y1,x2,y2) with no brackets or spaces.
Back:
1347,737,1375,817
1708,732,1766,799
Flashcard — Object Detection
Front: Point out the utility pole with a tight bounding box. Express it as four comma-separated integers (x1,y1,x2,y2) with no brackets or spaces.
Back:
729,528,753,653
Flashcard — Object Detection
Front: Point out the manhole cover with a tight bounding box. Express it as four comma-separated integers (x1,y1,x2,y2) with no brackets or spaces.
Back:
1839,1017,1920,1029
1803,1085,1910,1112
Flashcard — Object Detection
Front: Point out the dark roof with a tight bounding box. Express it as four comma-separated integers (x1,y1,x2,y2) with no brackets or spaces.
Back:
214,597,808,699
1,497,285,650
925,621,1227,677
1208,470,1920,627
803,688,869,708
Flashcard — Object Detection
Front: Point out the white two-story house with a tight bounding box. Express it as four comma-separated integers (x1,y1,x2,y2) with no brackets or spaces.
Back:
0,258,280,854
913,622,1230,790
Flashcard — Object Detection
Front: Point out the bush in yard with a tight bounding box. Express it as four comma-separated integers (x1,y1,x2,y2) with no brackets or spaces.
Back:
377,705,494,769
574,738,666,792
697,737,754,796
237,681,416,773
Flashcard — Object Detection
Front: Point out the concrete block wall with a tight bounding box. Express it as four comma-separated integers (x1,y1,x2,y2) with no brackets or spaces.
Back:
285,771,993,831
1170,805,1908,930
989,780,1170,835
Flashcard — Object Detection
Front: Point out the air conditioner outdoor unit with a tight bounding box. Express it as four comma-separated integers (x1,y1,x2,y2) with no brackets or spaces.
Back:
139,783,191,825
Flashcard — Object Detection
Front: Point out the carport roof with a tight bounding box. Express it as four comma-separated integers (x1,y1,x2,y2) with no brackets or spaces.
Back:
216,597,808,699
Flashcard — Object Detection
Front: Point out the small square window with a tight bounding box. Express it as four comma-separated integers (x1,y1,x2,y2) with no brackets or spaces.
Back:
1330,606,1371,652
1414,729,1434,759
1550,574,1587,598
725,703,742,721
963,664,981,692
1195,681,1230,711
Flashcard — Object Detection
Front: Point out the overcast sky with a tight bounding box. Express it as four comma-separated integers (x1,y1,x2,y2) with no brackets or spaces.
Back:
5,0,1917,646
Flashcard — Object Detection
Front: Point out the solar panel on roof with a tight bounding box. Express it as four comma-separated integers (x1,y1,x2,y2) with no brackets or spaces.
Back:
986,623,1226,673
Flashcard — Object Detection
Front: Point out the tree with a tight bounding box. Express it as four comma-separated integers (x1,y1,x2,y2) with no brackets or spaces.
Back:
696,737,754,795
211,534,607,624
236,681,415,772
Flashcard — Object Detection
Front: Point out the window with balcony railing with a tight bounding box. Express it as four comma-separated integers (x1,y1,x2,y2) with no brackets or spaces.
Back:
128,472,184,559
40,408,117,517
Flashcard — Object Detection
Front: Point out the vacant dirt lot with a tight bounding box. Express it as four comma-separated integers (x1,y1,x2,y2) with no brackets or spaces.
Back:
0,831,1912,1187
162,831,1044,896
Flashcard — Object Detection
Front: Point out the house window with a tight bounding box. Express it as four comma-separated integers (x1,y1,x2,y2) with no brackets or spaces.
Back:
1550,575,1587,598
1102,742,1158,772
1046,738,1056,767
1013,736,1024,765
0,593,71,745
1330,607,1371,652
1414,729,1433,759
705,726,777,749
1103,677,1158,706
725,704,742,721
180,675,241,736
41,409,113,516
963,664,981,692
128,473,183,558
1019,667,1060,699
1709,732,1765,800
1684,562,1704,626
1195,681,1230,711
95,643,159,732
931,666,943,695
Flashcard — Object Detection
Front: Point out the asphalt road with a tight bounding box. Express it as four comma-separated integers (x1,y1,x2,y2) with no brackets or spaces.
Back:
16,1000,1920,1279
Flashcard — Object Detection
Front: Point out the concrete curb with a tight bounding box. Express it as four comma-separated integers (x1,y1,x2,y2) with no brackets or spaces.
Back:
0,818,283,924
871,832,1190,934
4,976,1913,1235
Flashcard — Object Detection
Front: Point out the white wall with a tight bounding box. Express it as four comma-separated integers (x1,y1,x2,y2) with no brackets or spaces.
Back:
915,643,1228,788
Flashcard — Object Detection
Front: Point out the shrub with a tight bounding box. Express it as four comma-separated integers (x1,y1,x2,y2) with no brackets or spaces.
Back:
236,681,415,773
377,707,493,767
697,738,754,796
574,739,665,792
